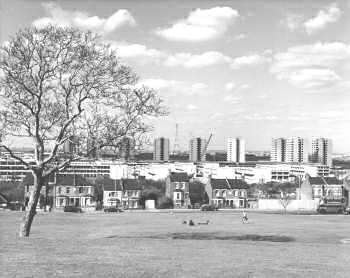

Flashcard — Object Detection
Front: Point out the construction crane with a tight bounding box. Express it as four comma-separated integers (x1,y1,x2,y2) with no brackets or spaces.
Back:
200,133,213,161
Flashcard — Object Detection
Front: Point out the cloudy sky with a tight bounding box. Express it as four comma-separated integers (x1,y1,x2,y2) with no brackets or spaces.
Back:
1,0,350,152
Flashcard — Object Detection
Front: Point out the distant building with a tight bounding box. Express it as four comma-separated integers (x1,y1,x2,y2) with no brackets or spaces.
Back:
165,172,190,208
62,136,79,155
120,136,135,161
189,137,207,162
311,138,332,166
227,137,245,163
285,137,307,163
153,137,170,161
271,138,286,162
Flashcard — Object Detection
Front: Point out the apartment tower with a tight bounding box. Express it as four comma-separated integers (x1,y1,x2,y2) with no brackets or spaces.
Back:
285,137,307,163
153,137,170,161
227,137,246,163
311,138,332,166
189,137,207,162
271,138,286,162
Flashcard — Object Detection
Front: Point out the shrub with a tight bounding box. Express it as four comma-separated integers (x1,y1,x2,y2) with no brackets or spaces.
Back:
157,196,173,209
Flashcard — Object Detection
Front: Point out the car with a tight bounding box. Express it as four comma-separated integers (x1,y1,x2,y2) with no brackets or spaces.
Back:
63,206,82,213
104,207,123,213
200,204,218,211
317,203,345,214
344,207,350,215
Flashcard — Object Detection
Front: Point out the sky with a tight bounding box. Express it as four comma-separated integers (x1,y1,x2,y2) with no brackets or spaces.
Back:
1,0,350,153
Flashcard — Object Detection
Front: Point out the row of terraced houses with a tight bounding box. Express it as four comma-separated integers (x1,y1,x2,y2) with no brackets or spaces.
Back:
23,171,350,211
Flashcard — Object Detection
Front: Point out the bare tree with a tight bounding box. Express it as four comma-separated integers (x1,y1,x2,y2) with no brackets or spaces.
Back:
0,26,165,237
279,193,292,214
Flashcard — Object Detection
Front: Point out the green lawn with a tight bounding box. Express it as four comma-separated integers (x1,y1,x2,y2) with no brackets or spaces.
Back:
1,210,350,278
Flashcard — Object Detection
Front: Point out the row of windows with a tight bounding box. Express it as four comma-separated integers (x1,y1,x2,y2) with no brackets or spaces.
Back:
108,191,139,197
57,186,92,194
214,189,246,198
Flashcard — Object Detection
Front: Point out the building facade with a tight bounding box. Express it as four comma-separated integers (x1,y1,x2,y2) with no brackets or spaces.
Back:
227,137,245,163
165,172,190,208
311,138,332,167
189,138,207,162
285,137,307,163
205,178,248,208
153,137,170,161
271,138,286,162
99,177,143,209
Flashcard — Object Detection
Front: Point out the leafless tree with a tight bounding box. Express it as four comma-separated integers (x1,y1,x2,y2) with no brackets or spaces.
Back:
0,26,165,237
279,193,292,214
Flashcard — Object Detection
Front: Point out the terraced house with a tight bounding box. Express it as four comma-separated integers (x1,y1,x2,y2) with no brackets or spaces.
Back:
206,178,248,208
99,177,143,209
165,172,191,208
54,175,95,210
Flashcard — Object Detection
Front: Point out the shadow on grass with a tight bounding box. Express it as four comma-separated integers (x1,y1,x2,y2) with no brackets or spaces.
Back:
106,233,295,242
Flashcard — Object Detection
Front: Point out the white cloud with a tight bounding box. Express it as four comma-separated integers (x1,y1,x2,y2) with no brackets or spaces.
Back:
223,95,241,104
155,7,239,42
33,3,136,34
109,42,166,62
137,78,181,91
270,42,350,90
304,3,341,34
225,82,236,91
245,113,277,121
230,54,268,69
137,78,209,96
164,51,232,68
284,14,304,31
234,33,247,40
187,104,198,110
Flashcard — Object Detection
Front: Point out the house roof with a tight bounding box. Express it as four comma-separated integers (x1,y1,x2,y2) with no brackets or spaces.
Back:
308,176,343,185
56,175,93,187
169,172,189,182
210,179,248,189
0,192,9,204
122,179,143,190
99,178,143,191
97,177,122,191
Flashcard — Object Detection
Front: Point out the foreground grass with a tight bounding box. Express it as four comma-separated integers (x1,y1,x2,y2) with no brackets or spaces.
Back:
1,210,350,278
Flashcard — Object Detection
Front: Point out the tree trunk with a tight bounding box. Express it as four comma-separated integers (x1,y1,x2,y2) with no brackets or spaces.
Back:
19,173,44,237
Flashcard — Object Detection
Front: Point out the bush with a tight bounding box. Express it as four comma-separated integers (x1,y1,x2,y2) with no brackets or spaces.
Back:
200,204,218,211
157,197,173,209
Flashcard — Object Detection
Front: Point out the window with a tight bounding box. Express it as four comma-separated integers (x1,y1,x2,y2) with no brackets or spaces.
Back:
222,190,227,198
240,191,245,197
177,193,180,199
79,187,83,193
66,187,70,194
234,190,239,197
215,190,220,197
58,187,61,194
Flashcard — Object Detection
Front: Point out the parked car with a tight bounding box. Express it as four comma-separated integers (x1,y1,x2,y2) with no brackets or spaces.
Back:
200,204,218,211
317,203,345,214
63,206,82,213
104,207,123,213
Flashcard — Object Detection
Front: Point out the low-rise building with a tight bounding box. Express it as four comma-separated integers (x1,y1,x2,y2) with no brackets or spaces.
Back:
99,177,143,209
54,175,95,210
206,178,248,208
165,172,190,208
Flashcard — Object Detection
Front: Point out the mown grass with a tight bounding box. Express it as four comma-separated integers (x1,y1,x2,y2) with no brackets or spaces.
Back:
1,210,350,278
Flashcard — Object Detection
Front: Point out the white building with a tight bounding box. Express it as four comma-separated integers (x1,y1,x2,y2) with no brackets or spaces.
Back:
227,137,245,163
189,137,207,162
153,137,170,161
285,137,307,163
311,138,332,166
271,138,286,162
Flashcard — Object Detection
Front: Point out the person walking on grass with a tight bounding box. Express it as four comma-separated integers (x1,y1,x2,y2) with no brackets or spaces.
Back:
242,210,248,224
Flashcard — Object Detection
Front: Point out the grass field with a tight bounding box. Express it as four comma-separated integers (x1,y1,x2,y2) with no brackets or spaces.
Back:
1,210,350,278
